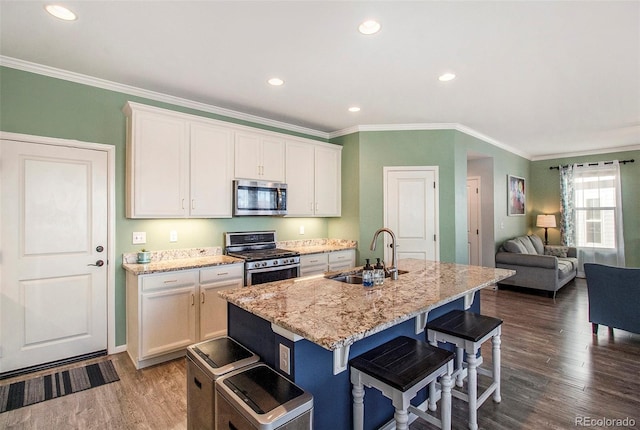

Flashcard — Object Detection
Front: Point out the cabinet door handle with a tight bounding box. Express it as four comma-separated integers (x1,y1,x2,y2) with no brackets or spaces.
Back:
201,292,205,304
192,199,195,210
191,294,195,306
163,279,178,284
181,198,185,210
315,202,319,211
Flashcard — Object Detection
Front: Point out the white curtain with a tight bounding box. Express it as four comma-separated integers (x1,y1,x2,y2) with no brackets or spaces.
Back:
562,161,625,276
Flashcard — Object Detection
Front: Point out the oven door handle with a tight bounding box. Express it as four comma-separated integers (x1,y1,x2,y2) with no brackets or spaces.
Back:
246,263,300,275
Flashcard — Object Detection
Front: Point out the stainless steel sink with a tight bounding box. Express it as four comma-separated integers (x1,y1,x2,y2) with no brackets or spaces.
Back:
330,270,408,284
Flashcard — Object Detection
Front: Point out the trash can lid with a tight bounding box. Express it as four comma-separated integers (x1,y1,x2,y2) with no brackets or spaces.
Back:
190,336,258,374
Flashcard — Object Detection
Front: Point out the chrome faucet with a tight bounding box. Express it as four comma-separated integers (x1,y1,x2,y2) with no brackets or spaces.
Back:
370,228,398,280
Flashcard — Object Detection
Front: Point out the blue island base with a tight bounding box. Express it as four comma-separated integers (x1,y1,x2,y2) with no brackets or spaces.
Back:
228,296,479,430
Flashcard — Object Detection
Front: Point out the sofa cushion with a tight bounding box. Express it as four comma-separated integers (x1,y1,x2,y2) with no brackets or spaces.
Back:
545,245,569,258
557,259,576,277
528,235,544,255
559,257,578,271
516,236,537,255
503,239,526,254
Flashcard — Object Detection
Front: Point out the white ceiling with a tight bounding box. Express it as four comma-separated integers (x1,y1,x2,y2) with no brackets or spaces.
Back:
1,1,639,160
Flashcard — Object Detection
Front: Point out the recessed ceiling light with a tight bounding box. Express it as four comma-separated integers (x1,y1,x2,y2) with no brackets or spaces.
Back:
438,73,456,82
348,107,361,113
45,4,77,21
267,78,284,86
358,20,381,35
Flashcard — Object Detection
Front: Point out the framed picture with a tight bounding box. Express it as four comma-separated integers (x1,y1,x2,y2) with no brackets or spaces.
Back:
507,174,526,216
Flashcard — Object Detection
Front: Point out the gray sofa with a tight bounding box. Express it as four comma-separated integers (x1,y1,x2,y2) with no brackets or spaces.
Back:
495,234,578,297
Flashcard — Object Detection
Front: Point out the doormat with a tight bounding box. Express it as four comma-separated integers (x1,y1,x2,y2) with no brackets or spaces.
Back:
0,360,119,413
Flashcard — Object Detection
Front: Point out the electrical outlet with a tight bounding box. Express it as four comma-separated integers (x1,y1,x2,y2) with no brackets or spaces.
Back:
279,343,290,374
170,230,178,242
299,225,305,235
132,232,146,245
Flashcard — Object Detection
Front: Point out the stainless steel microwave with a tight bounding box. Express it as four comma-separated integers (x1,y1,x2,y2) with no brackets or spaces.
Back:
233,180,287,216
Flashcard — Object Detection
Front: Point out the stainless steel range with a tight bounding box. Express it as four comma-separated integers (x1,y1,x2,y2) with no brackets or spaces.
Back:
225,231,300,286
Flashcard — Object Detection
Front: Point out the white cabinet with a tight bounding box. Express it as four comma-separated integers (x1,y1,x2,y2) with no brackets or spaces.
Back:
198,264,243,340
126,263,244,369
124,102,234,218
190,121,234,217
234,132,285,182
328,249,356,272
300,253,329,277
300,249,356,277
285,141,342,217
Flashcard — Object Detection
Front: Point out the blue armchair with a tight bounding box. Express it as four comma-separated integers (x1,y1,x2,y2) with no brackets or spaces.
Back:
584,263,640,335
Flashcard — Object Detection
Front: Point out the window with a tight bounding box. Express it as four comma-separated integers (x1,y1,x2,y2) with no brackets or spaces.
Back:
573,173,617,248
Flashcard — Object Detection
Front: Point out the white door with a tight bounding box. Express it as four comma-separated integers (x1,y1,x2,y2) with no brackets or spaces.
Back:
467,177,481,266
1,140,108,373
384,167,439,262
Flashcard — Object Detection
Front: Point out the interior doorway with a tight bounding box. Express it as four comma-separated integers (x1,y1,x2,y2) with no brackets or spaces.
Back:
383,166,439,262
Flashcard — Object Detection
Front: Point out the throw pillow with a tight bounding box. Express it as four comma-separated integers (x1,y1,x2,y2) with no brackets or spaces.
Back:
545,245,568,258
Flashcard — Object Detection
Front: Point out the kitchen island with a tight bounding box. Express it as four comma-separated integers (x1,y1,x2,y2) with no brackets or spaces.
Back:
219,259,514,430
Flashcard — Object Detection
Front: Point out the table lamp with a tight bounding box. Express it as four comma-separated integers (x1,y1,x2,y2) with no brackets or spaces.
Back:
536,214,556,245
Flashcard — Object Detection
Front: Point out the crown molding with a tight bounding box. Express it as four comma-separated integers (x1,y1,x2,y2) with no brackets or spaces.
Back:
531,144,640,161
1,55,532,159
0,56,330,140
330,123,531,159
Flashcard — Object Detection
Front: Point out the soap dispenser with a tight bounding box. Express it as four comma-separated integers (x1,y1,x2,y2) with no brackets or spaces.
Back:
362,259,374,287
374,258,385,286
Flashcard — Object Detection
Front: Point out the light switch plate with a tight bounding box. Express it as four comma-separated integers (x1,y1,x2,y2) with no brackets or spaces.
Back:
132,232,146,244
169,230,178,242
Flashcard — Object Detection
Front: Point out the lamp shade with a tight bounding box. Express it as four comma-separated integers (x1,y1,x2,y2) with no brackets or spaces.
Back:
536,214,557,228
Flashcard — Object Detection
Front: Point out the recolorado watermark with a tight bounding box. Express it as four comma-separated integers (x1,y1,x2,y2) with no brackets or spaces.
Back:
575,416,636,427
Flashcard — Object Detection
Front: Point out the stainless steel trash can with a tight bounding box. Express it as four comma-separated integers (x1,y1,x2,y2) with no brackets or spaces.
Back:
187,336,259,430
216,363,313,430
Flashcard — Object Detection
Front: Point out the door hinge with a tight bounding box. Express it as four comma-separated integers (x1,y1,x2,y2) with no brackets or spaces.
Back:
433,181,436,189
434,234,437,241
476,188,479,194
476,229,479,235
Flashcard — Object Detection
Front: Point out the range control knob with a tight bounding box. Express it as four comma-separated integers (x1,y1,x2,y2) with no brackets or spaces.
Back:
262,262,268,267
273,260,279,265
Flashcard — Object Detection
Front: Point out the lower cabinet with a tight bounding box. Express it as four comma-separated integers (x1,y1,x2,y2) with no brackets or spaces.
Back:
300,249,356,277
329,250,356,272
300,253,329,277
126,263,243,369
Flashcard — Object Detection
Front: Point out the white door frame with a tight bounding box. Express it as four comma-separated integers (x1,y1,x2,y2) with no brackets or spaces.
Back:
467,176,482,266
0,131,118,354
383,166,440,262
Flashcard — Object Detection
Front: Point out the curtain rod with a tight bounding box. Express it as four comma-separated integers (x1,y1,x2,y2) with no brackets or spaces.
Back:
549,159,635,170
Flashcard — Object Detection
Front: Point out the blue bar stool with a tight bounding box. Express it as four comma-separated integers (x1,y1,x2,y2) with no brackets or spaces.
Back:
350,336,454,430
426,310,503,430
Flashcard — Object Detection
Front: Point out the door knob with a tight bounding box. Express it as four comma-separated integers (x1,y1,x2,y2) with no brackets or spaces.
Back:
88,260,104,267
96,245,104,252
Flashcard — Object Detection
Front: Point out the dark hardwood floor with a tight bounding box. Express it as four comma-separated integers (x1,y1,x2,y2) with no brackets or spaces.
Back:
1,278,638,429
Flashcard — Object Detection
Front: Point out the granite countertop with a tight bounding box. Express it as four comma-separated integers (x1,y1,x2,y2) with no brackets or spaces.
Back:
219,259,515,351
122,255,244,275
277,239,357,255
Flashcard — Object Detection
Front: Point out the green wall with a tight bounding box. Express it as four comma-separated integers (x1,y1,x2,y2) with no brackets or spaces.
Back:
329,129,530,264
530,150,640,267
0,67,334,347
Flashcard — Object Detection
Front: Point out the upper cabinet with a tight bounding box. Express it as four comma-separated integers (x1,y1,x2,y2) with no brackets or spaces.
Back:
124,101,341,219
124,103,233,218
285,140,342,217
234,132,285,182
